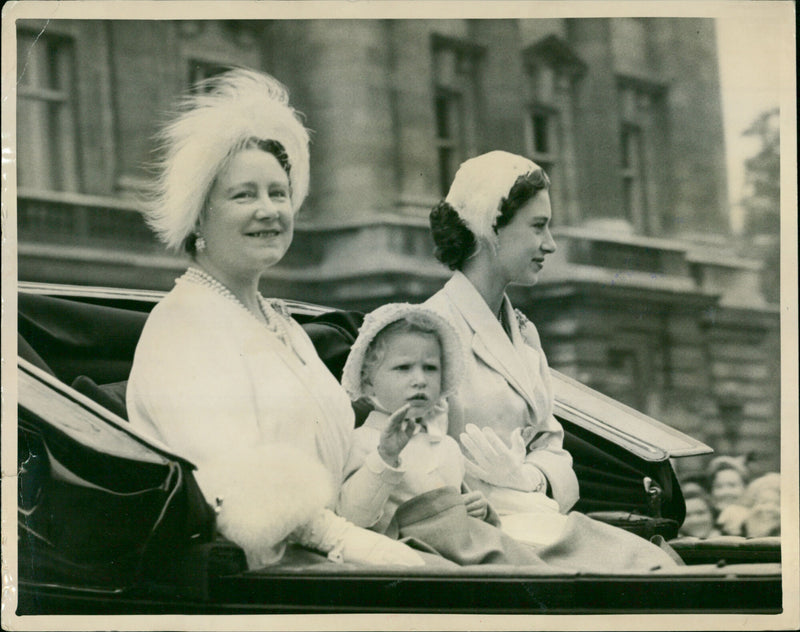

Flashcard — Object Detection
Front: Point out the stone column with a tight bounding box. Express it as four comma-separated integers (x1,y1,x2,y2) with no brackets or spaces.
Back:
566,19,628,227
652,19,730,236
277,20,396,223
108,21,182,195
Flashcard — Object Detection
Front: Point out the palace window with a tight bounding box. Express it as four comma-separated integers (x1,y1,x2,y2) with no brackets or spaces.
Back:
431,34,484,196
178,21,261,90
17,31,80,192
522,35,586,224
526,102,560,177
617,76,667,235
620,121,646,229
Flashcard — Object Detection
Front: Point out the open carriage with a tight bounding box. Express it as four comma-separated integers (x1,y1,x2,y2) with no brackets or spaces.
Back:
15,282,782,614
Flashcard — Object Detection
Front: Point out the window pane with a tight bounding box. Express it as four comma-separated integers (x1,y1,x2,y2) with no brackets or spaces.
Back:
434,49,457,88
620,127,630,169
438,147,456,197
532,112,550,153
17,32,35,87
537,66,555,104
621,125,641,170
433,37,479,195
620,87,637,121
53,99,80,191
622,177,634,223
435,94,450,139
46,39,63,90
17,100,50,189
16,32,79,192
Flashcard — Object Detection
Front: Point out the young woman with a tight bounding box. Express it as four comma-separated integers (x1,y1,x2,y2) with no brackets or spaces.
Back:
425,151,681,571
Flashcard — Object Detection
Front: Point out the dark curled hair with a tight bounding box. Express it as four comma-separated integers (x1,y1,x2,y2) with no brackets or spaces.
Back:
429,167,550,270
184,137,292,256
252,138,292,179
495,168,550,230
430,201,477,270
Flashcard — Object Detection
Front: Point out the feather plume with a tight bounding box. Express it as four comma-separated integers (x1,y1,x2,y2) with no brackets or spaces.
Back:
146,69,311,251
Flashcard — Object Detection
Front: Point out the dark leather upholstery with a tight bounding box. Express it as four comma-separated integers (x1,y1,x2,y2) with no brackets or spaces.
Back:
18,291,684,526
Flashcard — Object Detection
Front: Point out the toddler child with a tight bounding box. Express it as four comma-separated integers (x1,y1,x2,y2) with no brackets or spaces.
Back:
338,304,487,532
337,304,544,566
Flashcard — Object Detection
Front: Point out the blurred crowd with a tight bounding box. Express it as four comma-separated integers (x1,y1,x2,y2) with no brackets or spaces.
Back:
678,456,781,539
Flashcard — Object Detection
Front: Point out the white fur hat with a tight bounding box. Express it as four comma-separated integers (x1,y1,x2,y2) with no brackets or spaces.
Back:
445,151,544,246
147,68,311,251
341,303,465,402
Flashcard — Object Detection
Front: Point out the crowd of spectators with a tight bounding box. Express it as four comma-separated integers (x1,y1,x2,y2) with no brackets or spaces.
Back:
677,456,781,539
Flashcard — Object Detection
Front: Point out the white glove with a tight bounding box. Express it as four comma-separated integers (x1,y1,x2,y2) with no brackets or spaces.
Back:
292,508,424,566
460,424,545,492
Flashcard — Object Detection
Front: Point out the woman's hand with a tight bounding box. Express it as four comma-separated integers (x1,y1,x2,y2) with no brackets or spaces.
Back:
461,490,489,520
294,508,425,566
333,523,426,567
377,404,415,467
460,424,534,491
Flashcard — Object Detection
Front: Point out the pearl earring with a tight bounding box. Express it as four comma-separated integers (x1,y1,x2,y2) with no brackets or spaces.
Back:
195,235,207,252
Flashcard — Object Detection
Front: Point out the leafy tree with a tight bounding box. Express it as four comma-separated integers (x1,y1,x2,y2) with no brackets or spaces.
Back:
741,107,779,302
742,107,779,235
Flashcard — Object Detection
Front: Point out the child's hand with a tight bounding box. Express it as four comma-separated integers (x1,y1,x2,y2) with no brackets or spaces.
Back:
377,404,415,467
461,490,489,520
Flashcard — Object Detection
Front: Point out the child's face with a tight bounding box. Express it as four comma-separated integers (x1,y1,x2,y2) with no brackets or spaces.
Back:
366,331,442,416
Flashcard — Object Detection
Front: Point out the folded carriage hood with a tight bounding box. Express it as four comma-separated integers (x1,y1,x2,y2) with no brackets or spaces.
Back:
18,358,195,468
17,282,712,464
551,368,712,462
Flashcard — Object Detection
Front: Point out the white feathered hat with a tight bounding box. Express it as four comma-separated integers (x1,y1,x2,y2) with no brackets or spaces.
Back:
341,303,465,402
445,151,545,247
147,68,311,251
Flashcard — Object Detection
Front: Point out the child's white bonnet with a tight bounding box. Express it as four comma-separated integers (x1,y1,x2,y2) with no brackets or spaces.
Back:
341,303,465,402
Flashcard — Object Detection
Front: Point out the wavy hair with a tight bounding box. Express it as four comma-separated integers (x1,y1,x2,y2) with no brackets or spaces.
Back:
430,161,550,270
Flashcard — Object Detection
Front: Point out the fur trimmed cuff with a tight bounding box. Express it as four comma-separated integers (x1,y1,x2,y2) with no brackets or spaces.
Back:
197,444,335,568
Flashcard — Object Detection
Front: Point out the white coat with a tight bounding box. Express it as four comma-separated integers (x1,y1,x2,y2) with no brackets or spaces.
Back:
425,271,580,514
127,276,355,565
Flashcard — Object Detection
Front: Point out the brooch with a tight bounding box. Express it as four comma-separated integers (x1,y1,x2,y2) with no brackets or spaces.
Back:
515,308,532,334
269,299,292,320
514,308,541,349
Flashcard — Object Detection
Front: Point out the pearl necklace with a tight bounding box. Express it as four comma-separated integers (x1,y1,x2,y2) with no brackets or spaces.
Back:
181,267,303,363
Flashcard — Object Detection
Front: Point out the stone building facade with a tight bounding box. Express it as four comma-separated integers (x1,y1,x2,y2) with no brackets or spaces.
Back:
14,18,780,474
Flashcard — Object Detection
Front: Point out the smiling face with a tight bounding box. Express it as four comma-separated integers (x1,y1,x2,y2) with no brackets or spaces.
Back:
365,331,443,416
196,147,293,286
710,468,746,510
494,190,556,287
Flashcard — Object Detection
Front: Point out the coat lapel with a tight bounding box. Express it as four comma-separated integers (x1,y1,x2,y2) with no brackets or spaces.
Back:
443,273,539,413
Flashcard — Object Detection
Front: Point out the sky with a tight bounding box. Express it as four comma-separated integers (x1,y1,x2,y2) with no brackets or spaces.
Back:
715,12,785,233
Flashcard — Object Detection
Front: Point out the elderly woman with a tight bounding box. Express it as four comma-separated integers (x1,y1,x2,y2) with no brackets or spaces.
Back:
425,151,680,571
127,69,423,569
